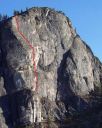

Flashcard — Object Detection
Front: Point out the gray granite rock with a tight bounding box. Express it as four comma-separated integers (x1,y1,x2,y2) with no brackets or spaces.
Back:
0,7,102,128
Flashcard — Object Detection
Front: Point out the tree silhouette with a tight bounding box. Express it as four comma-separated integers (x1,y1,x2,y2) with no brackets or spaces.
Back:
0,14,8,22
13,10,20,15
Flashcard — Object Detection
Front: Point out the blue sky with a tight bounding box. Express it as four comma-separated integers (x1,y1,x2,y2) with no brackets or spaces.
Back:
0,0,102,61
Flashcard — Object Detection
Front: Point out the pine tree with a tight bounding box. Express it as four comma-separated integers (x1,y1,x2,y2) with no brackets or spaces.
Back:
0,14,2,21
21,9,23,13
0,14,8,22
26,7,29,11
13,10,19,15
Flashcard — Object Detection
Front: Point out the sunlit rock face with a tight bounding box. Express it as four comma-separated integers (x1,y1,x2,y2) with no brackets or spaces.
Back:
0,7,102,128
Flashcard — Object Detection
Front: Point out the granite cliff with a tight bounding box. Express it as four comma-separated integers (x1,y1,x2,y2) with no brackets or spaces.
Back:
0,7,102,128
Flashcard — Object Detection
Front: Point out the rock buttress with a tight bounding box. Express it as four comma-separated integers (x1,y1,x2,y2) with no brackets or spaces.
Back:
0,7,102,128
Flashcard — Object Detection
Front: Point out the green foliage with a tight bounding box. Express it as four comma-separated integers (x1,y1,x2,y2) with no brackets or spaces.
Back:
58,11,65,15
0,14,8,22
26,7,29,11
13,7,29,16
13,10,20,15
15,125,34,128
15,123,42,128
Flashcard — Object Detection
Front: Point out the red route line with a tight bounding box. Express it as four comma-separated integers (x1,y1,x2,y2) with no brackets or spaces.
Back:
14,16,38,92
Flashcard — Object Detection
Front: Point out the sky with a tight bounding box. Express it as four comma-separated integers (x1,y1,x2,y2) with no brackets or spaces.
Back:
0,0,102,61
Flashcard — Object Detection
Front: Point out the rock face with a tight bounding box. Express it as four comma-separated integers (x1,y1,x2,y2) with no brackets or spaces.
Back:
0,7,102,128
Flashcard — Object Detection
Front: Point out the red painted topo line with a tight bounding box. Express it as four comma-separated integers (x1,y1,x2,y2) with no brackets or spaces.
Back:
14,16,38,92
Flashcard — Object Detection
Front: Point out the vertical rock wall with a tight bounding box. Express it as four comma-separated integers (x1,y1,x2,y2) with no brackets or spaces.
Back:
0,7,102,128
